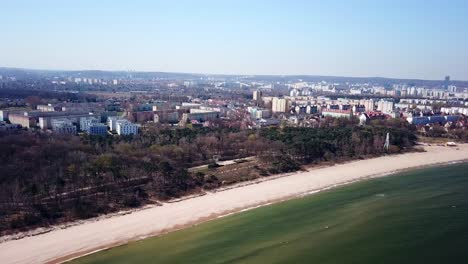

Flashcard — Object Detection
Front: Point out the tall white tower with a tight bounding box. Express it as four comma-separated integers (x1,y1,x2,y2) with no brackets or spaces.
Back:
384,133,390,151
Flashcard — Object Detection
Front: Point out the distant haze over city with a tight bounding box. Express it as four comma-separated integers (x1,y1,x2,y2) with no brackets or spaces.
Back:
0,67,467,84
2,0,468,80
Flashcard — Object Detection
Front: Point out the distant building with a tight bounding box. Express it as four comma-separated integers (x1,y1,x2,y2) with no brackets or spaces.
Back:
99,111,118,123
176,102,202,110
322,109,352,119
340,104,352,111
327,104,340,110
0,110,9,121
183,109,220,122
350,88,362,95
252,118,281,128
183,81,197,88
441,107,468,115
407,115,460,125
154,110,183,124
108,116,125,132
133,103,153,112
38,112,91,129
448,85,457,93
306,105,319,114
88,124,108,136
272,97,288,113
51,118,77,135
290,89,300,97
247,107,271,119
37,104,59,112
116,120,138,135
152,101,173,111
9,112,36,128
294,105,307,114
34,111,90,129
389,110,401,119
352,105,366,114
359,112,387,125
79,116,99,132
359,113,368,126
253,90,262,101
377,100,394,114
126,111,154,123
444,76,450,89
360,99,375,112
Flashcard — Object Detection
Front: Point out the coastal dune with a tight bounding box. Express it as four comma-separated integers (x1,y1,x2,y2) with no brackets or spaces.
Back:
1,145,467,264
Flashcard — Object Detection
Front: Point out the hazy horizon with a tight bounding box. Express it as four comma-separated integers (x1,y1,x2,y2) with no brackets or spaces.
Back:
2,0,468,80
2,65,468,82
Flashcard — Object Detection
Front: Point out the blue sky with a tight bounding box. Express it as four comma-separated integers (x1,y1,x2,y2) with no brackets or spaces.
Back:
1,0,468,80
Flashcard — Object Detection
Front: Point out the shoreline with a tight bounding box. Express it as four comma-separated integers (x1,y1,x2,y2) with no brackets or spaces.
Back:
0,145,467,264
55,159,468,264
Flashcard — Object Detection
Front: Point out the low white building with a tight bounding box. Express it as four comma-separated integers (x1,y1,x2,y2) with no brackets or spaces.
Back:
51,118,76,135
116,120,138,135
37,104,56,112
108,116,125,132
441,107,468,115
176,102,202,110
0,110,9,121
185,109,220,122
247,107,271,119
80,116,99,132
322,109,352,119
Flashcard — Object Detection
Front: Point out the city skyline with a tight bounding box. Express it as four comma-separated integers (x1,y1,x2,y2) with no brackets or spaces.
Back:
0,66,464,83
1,0,468,80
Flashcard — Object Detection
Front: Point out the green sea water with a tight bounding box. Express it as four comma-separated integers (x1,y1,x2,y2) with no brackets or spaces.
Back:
73,163,468,264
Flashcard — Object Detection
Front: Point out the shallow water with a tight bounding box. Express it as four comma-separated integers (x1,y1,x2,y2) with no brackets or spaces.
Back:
73,163,468,264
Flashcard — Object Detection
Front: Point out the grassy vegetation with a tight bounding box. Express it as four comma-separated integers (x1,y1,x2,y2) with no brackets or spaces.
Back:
73,163,468,264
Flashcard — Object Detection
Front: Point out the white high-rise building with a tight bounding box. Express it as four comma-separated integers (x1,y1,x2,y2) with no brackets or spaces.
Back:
272,97,288,113
108,116,125,132
116,120,138,135
253,90,262,101
448,85,457,93
290,89,300,97
0,110,8,121
377,100,394,114
361,99,375,112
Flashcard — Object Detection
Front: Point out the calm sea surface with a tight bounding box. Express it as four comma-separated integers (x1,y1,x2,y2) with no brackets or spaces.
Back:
74,163,468,264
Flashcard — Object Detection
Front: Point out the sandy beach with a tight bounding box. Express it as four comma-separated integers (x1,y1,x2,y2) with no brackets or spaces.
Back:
1,145,467,264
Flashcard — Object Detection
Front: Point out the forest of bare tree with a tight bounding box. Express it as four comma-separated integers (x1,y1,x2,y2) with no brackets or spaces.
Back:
0,119,417,235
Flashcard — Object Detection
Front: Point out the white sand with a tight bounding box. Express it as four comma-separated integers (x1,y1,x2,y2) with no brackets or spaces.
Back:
1,145,467,264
